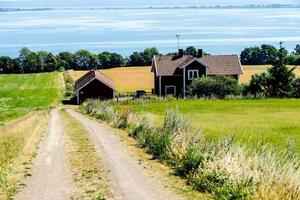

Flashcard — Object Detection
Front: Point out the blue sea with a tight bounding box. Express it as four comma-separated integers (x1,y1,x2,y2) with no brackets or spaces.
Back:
0,0,300,57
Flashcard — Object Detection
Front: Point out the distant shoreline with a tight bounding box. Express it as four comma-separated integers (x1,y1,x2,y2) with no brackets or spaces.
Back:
1,4,300,12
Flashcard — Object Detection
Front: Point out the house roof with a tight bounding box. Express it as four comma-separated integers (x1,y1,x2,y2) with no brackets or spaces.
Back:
75,70,115,92
152,55,243,76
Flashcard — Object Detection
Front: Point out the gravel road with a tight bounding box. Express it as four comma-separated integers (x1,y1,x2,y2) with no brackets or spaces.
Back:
67,109,183,200
15,109,75,200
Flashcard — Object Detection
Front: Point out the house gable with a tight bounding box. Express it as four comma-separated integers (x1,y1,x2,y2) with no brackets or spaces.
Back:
184,60,207,84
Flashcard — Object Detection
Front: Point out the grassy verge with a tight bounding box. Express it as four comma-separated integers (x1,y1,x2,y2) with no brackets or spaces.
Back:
82,100,300,200
60,109,112,200
0,111,49,199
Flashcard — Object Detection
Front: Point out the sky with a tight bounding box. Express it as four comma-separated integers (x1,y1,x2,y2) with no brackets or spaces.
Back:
0,0,299,8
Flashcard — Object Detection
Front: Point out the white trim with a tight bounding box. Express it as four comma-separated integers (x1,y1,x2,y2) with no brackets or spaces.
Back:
183,68,186,98
76,91,80,104
153,55,158,76
238,55,244,75
159,76,162,96
180,57,210,69
188,70,199,80
165,85,176,96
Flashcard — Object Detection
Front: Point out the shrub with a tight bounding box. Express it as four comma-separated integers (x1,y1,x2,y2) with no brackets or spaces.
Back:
63,71,75,98
113,106,132,129
189,76,241,99
83,100,300,199
83,100,115,122
246,48,297,98
162,109,192,133
146,130,173,160
292,78,300,98
174,147,204,177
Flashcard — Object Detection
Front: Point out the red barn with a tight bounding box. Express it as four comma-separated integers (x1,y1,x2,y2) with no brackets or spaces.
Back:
75,70,116,104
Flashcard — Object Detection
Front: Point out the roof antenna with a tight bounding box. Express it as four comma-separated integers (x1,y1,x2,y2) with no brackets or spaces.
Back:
176,34,180,51
279,41,284,49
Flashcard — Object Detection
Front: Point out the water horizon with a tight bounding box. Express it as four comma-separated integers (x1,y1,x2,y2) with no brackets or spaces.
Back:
0,1,299,57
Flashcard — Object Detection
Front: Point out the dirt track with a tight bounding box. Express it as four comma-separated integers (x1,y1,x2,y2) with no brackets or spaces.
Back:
15,109,75,200
67,109,183,200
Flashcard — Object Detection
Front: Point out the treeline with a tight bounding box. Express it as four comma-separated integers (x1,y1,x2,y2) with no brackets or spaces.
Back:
1,44,299,74
240,44,300,65
0,47,160,73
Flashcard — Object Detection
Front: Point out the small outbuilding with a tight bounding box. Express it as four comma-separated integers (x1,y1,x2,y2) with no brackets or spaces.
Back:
75,70,116,104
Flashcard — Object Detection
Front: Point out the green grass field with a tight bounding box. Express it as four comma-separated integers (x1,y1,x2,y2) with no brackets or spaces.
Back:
129,99,300,152
0,72,63,123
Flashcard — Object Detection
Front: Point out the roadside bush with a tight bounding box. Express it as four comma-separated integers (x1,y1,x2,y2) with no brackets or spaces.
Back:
113,106,132,129
82,100,300,200
189,76,241,99
84,100,115,122
174,147,204,177
63,71,75,98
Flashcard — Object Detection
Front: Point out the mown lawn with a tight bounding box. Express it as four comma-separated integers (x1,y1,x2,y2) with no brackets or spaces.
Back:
129,99,300,152
0,72,63,123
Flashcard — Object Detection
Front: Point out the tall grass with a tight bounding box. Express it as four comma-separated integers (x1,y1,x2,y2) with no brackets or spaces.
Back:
0,111,48,199
82,100,300,199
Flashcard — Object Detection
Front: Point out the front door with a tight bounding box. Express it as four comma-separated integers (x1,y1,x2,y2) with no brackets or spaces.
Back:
165,85,176,96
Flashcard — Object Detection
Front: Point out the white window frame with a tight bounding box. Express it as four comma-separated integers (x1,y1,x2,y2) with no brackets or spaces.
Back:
188,70,199,80
165,85,176,96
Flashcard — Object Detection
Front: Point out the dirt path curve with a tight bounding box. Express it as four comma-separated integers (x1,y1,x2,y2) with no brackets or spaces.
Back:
67,109,183,200
15,109,75,200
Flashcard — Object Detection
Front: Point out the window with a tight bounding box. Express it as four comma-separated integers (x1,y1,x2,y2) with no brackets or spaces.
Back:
165,85,176,96
188,70,199,80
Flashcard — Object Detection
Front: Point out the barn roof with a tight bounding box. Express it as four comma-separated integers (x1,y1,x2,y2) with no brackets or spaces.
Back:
152,55,243,76
75,70,115,92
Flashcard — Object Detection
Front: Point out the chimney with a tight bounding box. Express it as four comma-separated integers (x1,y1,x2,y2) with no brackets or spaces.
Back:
178,49,184,58
197,49,203,58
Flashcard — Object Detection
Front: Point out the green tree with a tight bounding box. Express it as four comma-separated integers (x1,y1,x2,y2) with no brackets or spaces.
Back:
0,56,14,73
244,72,269,96
128,52,145,66
109,53,124,67
240,45,281,65
260,44,278,64
240,47,261,65
142,47,159,65
292,78,300,98
98,51,111,68
75,50,94,70
98,51,124,68
18,48,44,73
185,46,197,56
267,47,295,97
57,52,76,70
44,53,58,72
294,44,300,55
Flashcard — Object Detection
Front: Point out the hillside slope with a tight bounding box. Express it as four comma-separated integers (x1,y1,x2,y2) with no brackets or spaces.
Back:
0,72,64,123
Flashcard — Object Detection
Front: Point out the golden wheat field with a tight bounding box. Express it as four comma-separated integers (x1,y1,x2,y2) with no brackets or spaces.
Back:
73,66,154,93
73,65,300,93
240,65,300,83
